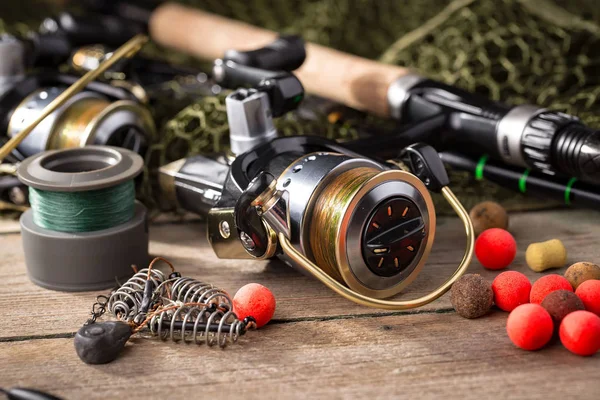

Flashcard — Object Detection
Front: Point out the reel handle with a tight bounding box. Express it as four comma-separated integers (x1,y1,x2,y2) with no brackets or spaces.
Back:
149,2,411,116
214,50,305,118
224,35,306,72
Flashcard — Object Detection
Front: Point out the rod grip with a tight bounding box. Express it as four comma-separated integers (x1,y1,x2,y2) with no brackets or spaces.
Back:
148,2,411,116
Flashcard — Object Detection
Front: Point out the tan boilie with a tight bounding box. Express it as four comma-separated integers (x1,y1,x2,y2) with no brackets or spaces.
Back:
469,201,509,236
564,262,600,289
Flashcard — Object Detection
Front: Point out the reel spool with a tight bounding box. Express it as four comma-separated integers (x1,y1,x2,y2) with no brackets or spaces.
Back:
251,151,439,300
307,163,434,299
17,146,149,291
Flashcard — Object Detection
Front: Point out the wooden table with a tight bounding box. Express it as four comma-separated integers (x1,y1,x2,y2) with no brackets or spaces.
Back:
1,209,599,399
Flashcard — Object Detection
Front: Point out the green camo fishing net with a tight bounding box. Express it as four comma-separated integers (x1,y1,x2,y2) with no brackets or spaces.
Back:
2,0,600,215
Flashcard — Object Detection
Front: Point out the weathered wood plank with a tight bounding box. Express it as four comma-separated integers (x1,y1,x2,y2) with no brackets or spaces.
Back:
0,312,598,399
0,217,20,234
1,209,599,338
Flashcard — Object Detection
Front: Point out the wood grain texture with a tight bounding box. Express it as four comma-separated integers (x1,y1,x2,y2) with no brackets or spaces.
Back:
1,312,598,399
0,217,20,234
1,208,599,398
1,209,600,338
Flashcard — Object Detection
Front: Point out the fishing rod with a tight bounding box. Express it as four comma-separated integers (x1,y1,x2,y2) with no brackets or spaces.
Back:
342,117,600,210
139,2,600,185
14,1,598,211
439,152,600,210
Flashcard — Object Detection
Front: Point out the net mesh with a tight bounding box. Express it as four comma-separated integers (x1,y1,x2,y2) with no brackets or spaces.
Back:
152,0,600,213
2,0,600,214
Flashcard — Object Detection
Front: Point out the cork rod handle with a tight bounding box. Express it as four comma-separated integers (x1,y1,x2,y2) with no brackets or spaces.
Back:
149,2,412,117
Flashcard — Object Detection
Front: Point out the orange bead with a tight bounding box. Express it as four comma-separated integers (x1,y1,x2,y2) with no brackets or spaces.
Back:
233,283,276,328
507,304,553,351
559,310,600,356
475,228,516,270
530,274,573,304
492,271,531,312
575,280,600,316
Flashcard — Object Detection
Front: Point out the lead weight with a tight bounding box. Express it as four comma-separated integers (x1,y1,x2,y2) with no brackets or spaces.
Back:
74,321,132,364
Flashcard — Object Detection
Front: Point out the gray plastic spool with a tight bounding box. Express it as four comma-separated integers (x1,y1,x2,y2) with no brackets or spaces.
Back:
17,146,149,292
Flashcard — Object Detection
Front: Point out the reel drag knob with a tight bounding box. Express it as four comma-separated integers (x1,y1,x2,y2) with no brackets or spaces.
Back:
362,197,426,277
361,143,451,276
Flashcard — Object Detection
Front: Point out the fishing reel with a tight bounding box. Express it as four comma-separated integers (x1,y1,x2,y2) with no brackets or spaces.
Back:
163,136,474,308
0,11,156,163
1,73,153,162
222,137,476,304
159,37,474,309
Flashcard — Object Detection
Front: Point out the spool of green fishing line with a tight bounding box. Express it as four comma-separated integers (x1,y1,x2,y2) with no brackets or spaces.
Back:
17,146,149,292
28,181,135,233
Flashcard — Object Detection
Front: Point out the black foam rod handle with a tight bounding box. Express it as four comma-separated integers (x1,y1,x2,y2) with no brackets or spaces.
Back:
223,35,306,72
5,387,63,400
51,12,146,46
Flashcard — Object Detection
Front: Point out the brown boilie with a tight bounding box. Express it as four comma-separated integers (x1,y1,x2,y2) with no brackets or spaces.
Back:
451,274,493,319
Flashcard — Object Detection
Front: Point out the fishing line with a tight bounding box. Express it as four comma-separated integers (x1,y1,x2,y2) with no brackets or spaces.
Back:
29,180,135,233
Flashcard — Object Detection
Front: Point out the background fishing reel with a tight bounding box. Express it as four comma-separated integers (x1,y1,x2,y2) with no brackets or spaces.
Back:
0,11,157,163
1,74,154,162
